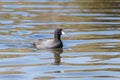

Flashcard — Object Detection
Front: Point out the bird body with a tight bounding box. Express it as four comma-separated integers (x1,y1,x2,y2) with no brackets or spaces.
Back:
33,28,64,49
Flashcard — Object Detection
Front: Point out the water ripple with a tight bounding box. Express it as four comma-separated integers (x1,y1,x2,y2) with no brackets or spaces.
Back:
0,0,119,80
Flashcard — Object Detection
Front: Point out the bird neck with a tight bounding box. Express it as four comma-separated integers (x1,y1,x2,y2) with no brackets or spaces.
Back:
54,34,61,41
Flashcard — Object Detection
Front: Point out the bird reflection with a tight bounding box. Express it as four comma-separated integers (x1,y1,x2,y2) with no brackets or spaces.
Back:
34,48,63,65
50,48,63,65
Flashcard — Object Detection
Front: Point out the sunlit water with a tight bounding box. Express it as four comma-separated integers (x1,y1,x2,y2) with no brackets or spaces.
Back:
0,0,120,80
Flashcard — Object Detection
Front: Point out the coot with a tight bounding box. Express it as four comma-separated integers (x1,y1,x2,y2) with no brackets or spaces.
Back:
33,28,65,49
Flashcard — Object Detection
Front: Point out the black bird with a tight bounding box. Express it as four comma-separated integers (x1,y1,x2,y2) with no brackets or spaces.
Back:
33,28,65,49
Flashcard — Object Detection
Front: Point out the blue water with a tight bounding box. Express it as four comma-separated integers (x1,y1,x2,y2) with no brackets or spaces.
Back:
0,0,120,80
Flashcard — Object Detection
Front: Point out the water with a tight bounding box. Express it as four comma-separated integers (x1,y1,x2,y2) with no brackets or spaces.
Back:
0,0,120,80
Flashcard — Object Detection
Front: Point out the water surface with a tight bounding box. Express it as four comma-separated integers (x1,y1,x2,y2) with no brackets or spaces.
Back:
0,0,120,80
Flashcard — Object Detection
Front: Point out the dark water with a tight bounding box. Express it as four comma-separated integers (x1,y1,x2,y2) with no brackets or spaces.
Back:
0,0,120,80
